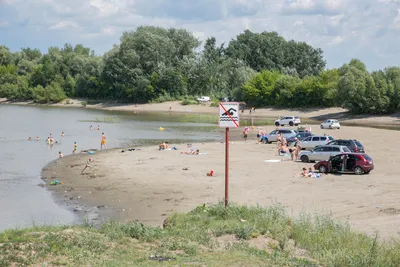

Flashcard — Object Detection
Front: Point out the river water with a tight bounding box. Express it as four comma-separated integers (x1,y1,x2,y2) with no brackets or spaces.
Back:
0,105,221,231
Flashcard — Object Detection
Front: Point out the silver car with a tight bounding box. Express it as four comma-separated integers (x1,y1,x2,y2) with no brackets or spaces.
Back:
263,129,297,143
299,135,334,150
299,145,351,163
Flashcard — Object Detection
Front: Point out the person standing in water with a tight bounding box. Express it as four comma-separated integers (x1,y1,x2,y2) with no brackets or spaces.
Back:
90,125,93,131
59,151,64,158
28,137,32,141
61,132,65,137
97,125,100,131
101,133,107,150
73,142,77,154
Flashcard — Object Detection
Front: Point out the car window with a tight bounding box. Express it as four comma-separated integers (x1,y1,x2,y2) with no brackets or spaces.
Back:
342,147,351,152
294,116,299,119
354,141,363,147
363,154,372,161
280,130,290,134
332,147,340,152
348,155,356,160
325,120,330,123
312,137,320,141
270,130,277,135
321,137,327,141
314,147,323,152
303,137,311,141
322,147,333,152
337,140,344,145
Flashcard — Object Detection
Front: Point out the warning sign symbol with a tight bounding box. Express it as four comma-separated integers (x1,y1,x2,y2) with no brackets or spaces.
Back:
219,102,239,128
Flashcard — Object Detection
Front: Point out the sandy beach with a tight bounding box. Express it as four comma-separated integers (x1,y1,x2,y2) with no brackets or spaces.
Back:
1,98,399,127
42,124,400,239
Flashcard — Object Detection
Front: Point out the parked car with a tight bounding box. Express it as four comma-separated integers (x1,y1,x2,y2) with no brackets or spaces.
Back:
299,135,334,150
263,129,298,143
287,132,313,145
274,116,301,127
327,139,365,153
299,145,351,163
197,96,210,103
314,153,374,175
320,119,341,129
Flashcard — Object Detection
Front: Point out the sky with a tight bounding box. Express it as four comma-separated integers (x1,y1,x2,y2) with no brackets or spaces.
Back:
1,0,400,70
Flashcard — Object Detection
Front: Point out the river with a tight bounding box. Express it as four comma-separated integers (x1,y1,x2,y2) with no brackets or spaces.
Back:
0,105,221,231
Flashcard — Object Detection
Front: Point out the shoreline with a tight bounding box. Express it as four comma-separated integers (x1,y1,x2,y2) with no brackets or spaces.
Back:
1,98,400,128
41,124,400,239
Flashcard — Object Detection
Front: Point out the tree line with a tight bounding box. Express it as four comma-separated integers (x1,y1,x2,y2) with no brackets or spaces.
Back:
0,26,399,114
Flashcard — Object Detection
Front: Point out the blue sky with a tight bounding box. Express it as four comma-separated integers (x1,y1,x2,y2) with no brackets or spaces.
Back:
1,0,400,70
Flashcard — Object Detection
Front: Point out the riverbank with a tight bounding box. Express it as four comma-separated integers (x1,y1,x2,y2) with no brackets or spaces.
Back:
42,124,400,239
2,98,400,127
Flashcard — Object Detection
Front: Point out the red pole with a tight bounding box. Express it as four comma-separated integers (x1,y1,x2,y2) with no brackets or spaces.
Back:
225,127,229,207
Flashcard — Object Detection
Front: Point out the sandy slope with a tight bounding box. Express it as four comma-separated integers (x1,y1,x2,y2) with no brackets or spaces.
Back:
42,124,400,239
1,98,399,126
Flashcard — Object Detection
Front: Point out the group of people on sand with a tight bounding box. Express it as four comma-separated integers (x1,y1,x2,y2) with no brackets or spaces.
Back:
298,167,321,178
276,133,302,161
159,141,169,150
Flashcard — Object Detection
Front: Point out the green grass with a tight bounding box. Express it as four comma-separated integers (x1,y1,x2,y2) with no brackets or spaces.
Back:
1,203,400,266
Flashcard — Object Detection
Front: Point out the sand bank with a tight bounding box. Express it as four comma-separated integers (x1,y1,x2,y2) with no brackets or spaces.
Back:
2,98,399,127
42,124,400,239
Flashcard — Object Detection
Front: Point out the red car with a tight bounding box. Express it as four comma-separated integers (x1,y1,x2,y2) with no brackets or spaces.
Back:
314,153,374,175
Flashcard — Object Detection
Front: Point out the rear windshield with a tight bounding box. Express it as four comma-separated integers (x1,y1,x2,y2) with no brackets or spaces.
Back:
343,147,351,152
354,141,363,147
363,154,372,161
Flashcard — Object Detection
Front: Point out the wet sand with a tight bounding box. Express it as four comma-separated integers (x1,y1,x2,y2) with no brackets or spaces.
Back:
42,125,400,239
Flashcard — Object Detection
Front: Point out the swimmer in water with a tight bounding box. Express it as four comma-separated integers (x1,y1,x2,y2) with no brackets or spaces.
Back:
28,137,32,141
90,125,93,131
47,137,51,144
97,125,100,131
61,132,64,137
101,132,107,150
59,151,63,158
36,137,39,141
73,142,77,154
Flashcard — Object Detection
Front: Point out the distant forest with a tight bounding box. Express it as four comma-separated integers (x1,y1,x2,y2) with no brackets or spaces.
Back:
1,26,399,114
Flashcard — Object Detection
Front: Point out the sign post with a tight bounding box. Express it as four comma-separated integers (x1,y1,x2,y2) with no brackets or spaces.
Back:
218,102,239,207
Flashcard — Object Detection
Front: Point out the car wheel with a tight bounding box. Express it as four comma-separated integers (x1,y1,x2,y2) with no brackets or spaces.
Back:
300,155,309,163
354,166,364,175
320,125,324,129
275,122,280,127
319,165,327,173
338,127,340,129
289,121,294,126
295,124,299,126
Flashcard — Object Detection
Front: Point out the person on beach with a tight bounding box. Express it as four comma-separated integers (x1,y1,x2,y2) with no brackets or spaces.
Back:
90,125,93,131
61,132,65,137
301,167,312,178
101,132,107,150
159,141,166,150
243,127,249,142
59,151,63,158
181,149,200,155
256,129,262,144
165,142,169,149
81,161,92,174
73,142,77,154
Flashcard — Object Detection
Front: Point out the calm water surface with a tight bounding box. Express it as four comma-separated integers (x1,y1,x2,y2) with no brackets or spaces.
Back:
0,105,221,231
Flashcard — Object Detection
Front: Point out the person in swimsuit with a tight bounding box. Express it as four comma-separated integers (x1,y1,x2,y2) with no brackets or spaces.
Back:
36,136,39,141
97,125,100,131
90,125,93,131
28,137,32,141
59,151,64,158
243,127,249,142
101,132,107,150
61,132,65,137
73,142,77,154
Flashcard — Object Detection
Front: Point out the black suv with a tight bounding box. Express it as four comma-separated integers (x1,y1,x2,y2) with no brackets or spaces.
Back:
327,139,365,153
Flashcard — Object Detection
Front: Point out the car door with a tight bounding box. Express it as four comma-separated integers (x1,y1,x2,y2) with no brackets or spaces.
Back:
312,146,326,161
322,120,329,128
330,146,341,158
310,136,320,148
301,136,312,149
319,146,334,161
320,136,328,146
268,130,278,142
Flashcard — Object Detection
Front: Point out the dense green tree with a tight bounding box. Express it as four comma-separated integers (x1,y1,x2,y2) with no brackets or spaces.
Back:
0,26,399,113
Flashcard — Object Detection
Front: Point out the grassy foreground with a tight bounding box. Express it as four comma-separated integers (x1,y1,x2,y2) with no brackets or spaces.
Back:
1,203,400,267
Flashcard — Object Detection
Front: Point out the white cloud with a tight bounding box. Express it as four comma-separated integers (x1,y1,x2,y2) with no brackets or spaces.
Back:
1,0,400,70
